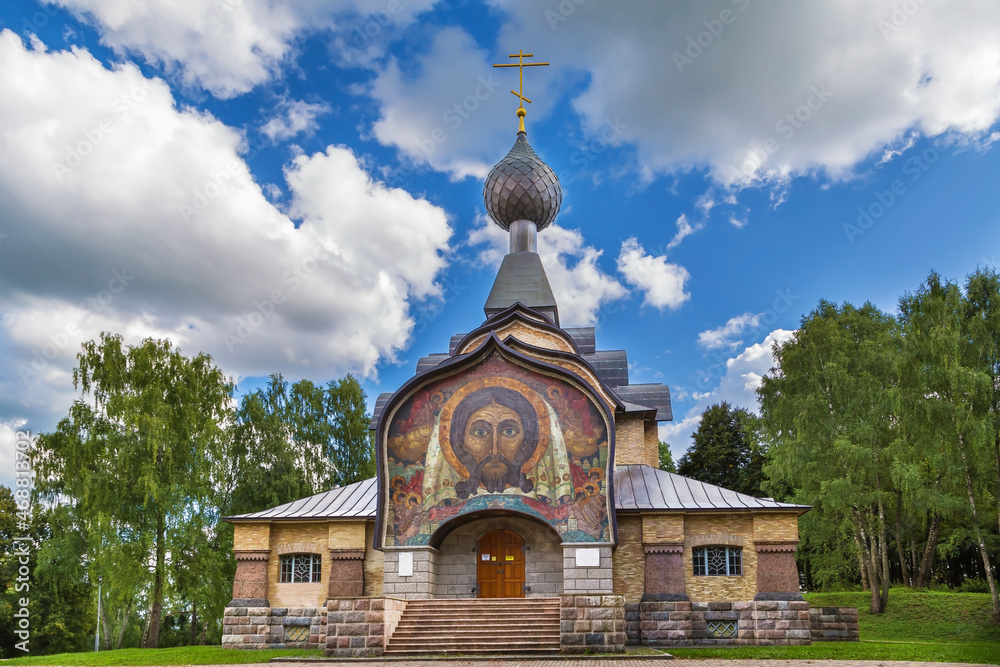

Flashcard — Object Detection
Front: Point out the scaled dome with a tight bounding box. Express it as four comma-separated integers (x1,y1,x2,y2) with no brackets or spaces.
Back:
483,133,562,231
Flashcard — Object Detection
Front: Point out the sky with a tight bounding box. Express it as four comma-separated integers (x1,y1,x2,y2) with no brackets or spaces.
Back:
1,0,1000,490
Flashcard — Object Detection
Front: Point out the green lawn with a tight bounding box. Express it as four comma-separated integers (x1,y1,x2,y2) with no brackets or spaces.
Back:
668,588,1000,664
0,646,323,666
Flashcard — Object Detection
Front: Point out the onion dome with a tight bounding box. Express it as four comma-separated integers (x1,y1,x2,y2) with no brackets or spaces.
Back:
483,130,562,232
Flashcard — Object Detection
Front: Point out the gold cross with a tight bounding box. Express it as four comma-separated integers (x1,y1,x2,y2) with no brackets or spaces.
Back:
493,50,549,133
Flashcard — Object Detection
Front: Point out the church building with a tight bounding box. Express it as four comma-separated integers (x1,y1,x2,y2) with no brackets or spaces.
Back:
221,73,858,654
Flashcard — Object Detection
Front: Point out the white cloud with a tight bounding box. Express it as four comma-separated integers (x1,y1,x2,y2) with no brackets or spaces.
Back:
616,238,691,310
468,216,627,326
660,329,795,457
396,0,1000,188
0,419,29,491
368,27,528,180
0,31,450,445
261,99,330,142
666,213,704,250
49,0,439,97
697,312,764,350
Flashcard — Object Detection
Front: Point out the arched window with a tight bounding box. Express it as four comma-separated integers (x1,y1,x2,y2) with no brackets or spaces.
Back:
692,546,742,576
280,554,322,583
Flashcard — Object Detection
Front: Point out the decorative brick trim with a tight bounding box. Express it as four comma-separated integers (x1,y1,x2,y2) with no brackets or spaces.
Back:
329,549,365,560
277,541,324,555
234,550,270,561
686,533,745,548
756,541,798,553
643,543,683,554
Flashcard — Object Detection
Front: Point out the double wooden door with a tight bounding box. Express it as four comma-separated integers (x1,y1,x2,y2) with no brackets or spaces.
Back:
476,529,525,598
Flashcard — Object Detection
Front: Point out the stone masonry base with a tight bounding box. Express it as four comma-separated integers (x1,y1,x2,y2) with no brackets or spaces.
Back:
560,594,626,653
324,597,407,657
810,606,860,641
222,605,326,649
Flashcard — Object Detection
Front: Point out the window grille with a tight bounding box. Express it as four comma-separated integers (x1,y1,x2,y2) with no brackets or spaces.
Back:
284,626,309,642
706,620,737,638
692,546,742,576
279,554,322,583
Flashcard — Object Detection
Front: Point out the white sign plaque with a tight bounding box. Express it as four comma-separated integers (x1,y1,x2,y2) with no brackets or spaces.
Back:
398,551,414,577
576,547,600,568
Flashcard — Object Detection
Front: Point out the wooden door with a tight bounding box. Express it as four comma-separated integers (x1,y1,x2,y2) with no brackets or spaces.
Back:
477,529,525,598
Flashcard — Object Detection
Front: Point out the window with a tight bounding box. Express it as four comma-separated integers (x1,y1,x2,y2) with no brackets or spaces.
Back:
280,554,322,583
692,546,742,576
707,620,738,638
284,626,309,642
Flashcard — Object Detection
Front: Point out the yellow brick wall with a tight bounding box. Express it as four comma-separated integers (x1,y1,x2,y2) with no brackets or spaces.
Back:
643,421,660,468
613,515,645,603
233,522,270,551
614,415,646,466
682,514,757,602
364,520,384,597
753,513,800,543
328,521,366,549
642,514,685,543
268,523,330,608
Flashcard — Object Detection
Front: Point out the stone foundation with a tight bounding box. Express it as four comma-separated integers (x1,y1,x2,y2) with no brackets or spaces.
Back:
560,594,626,653
638,596,812,646
222,603,326,649
810,606,859,641
324,597,408,657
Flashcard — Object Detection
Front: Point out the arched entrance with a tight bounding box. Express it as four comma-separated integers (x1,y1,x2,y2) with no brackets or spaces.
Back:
476,529,525,598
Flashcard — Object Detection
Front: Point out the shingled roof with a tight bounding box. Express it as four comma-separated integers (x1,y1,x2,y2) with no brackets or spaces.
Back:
224,465,807,522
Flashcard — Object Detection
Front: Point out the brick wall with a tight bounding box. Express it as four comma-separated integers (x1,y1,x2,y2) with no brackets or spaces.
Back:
563,546,613,593
363,521,384,597
234,522,270,550
642,514,685,543
560,595,626,653
268,523,330,608
325,597,408,657
682,515,758,602
614,416,647,466
612,516,644,604
639,598,811,646
753,513,799,542
810,606,859,641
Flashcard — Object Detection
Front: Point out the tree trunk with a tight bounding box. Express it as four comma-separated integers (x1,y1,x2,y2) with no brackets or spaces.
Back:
914,512,941,588
958,433,1000,617
852,512,884,613
896,491,911,586
876,488,891,611
190,603,198,646
99,591,112,651
146,514,166,648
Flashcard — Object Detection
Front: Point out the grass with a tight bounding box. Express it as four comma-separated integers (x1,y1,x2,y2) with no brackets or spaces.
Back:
667,588,1000,664
0,646,323,666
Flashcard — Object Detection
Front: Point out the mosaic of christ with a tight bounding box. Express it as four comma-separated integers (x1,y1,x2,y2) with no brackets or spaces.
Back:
384,353,611,546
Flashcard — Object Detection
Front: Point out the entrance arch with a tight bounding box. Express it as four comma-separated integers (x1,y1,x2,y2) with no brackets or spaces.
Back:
477,529,525,598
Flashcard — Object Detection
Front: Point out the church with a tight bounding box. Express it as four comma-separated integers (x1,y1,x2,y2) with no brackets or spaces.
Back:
221,59,858,655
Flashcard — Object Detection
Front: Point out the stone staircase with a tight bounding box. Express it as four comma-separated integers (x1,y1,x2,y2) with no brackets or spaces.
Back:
383,597,561,655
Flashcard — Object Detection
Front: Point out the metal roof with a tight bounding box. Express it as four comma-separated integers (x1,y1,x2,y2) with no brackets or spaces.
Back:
612,384,673,421
582,350,629,388
225,477,378,521
226,466,807,522
614,465,809,512
484,253,559,325
563,327,596,355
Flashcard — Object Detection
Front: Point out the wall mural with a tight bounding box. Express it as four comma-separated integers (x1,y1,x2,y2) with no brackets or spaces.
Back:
383,351,612,546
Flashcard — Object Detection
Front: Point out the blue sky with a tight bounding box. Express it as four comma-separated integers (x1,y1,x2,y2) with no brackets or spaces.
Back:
2,0,999,488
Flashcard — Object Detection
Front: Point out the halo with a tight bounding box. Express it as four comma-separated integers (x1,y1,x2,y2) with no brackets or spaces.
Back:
437,376,551,478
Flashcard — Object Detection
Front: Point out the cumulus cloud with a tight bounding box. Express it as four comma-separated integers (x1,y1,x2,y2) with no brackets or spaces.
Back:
379,0,1000,187
697,312,764,350
368,27,534,180
660,329,795,457
0,31,450,439
616,238,691,310
49,0,439,97
261,99,330,142
469,217,627,326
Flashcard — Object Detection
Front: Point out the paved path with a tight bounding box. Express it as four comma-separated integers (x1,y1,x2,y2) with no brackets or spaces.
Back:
215,661,997,667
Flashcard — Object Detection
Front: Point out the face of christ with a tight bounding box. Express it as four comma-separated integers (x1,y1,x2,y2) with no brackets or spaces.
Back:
451,387,538,499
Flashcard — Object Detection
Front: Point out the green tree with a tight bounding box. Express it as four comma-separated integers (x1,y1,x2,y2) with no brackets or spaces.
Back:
34,334,234,648
759,301,899,613
677,402,764,496
658,441,677,473
898,273,1000,616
